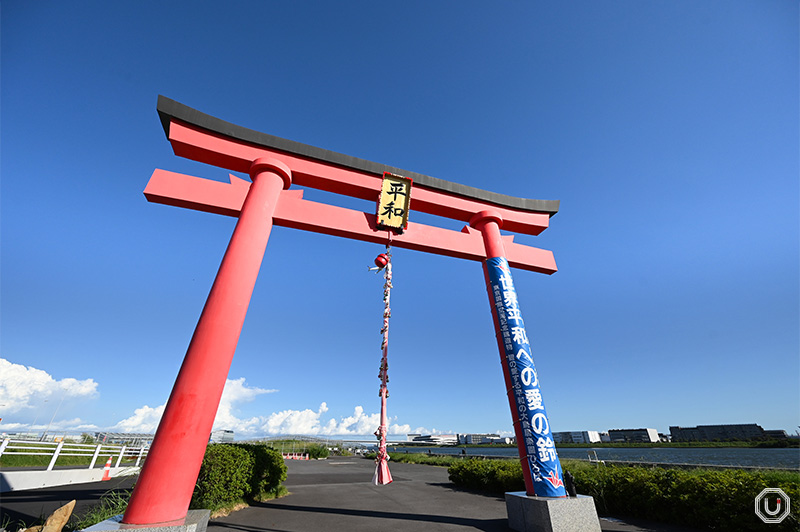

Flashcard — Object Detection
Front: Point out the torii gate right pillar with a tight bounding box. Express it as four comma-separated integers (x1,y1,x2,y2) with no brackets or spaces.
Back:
471,210,566,498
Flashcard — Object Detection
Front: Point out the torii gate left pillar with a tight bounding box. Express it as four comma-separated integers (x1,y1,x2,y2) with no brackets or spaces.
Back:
123,158,290,522
123,96,576,526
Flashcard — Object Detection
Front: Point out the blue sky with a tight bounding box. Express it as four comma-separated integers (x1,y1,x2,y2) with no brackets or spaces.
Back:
2,1,798,440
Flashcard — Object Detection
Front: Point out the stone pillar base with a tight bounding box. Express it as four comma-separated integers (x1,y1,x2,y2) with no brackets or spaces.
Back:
82,510,210,532
505,492,601,532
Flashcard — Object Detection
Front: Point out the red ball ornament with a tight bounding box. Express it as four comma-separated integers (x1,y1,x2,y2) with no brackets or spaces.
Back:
374,253,389,268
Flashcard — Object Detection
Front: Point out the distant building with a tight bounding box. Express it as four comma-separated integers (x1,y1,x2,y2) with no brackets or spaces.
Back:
608,428,660,443
458,433,505,444
599,432,611,443
669,424,767,442
552,431,602,444
407,433,458,445
764,430,788,440
95,432,154,446
210,429,234,443
4,432,39,441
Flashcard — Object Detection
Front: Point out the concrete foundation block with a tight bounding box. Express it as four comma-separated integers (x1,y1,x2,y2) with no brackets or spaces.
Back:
505,492,601,532
82,510,210,532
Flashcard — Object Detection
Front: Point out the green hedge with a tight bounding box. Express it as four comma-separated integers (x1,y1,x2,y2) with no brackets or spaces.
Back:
190,443,287,512
388,453,462,467
305,443,330,460
232,443,288,498
447,459,799,531
575,465,799,532
448,458,525,494
263,439,331,458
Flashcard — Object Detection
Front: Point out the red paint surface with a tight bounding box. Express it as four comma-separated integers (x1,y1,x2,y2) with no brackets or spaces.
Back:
123,159,291,525
133,119,558,524
166,120,551,236
144,170,557,274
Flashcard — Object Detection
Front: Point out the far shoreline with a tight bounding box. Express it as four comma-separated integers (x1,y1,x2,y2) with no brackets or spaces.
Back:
393,439,799,449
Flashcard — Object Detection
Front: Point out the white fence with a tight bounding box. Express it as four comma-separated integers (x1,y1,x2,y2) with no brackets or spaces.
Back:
0,438,148,470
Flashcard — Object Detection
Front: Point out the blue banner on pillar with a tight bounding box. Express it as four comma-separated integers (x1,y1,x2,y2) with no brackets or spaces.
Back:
486,257,566,497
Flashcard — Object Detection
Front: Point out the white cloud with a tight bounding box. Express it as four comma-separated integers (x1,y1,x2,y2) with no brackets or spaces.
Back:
262,403,330,435
261,403,411,436
0,418,99,435
43,417,98,432
0,422,28,431
114,378,277,434
0,361,428,438
114,404,166,433
212,378,277,434
113,375,418,438
0,358,98,414
323,405,411,436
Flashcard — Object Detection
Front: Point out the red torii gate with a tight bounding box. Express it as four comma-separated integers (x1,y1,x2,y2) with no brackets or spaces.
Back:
123,96,564,525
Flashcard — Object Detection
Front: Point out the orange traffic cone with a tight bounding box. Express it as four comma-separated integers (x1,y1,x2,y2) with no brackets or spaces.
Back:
101,457,112,481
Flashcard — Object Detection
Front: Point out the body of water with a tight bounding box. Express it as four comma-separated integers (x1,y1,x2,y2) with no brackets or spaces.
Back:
386,445,800,470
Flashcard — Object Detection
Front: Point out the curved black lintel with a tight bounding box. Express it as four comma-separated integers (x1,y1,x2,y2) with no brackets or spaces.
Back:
156,95,559,216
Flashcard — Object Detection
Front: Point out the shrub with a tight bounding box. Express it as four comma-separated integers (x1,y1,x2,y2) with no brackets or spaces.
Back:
447,459,799,531
190,443,287,512
448,458,524,493
389,453,461,467
232,443,287,498
570,465,799,531
305,443,330,460
191,444,254,511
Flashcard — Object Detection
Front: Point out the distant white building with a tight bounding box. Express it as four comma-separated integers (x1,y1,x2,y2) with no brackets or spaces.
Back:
210,429,234,443
552,431,602,444
458,433,504,444
608,428,659,443
95,432,155,446
407,433,458,445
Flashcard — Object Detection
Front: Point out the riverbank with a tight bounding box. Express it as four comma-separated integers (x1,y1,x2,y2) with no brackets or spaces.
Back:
423,439,799,449
386,445,800,469
555,440,799,448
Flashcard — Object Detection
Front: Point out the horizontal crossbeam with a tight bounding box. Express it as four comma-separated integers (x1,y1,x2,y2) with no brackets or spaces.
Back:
157,95,560,218
165,120,552,237
145,170,557,274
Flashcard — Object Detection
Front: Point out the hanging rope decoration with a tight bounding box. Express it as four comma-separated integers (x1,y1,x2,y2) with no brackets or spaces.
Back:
370,233,394,486
370,171,411,486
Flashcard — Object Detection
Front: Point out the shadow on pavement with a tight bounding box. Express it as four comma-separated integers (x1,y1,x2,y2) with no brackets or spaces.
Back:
0,477,135,530
215,501,510,532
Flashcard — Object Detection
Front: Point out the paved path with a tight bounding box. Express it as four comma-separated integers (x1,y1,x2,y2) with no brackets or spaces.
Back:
208,457,702,532
0,476,136,530
0,457,704,531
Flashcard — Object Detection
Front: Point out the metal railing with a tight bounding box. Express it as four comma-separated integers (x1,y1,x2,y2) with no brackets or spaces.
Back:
0,438,148,471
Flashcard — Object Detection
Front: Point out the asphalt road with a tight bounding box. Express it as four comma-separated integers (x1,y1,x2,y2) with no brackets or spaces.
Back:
208,457,703,532
0,458,703,532
0,476,136,530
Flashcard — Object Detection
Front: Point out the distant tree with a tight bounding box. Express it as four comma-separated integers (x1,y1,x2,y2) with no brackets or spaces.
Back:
81,433,95,444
